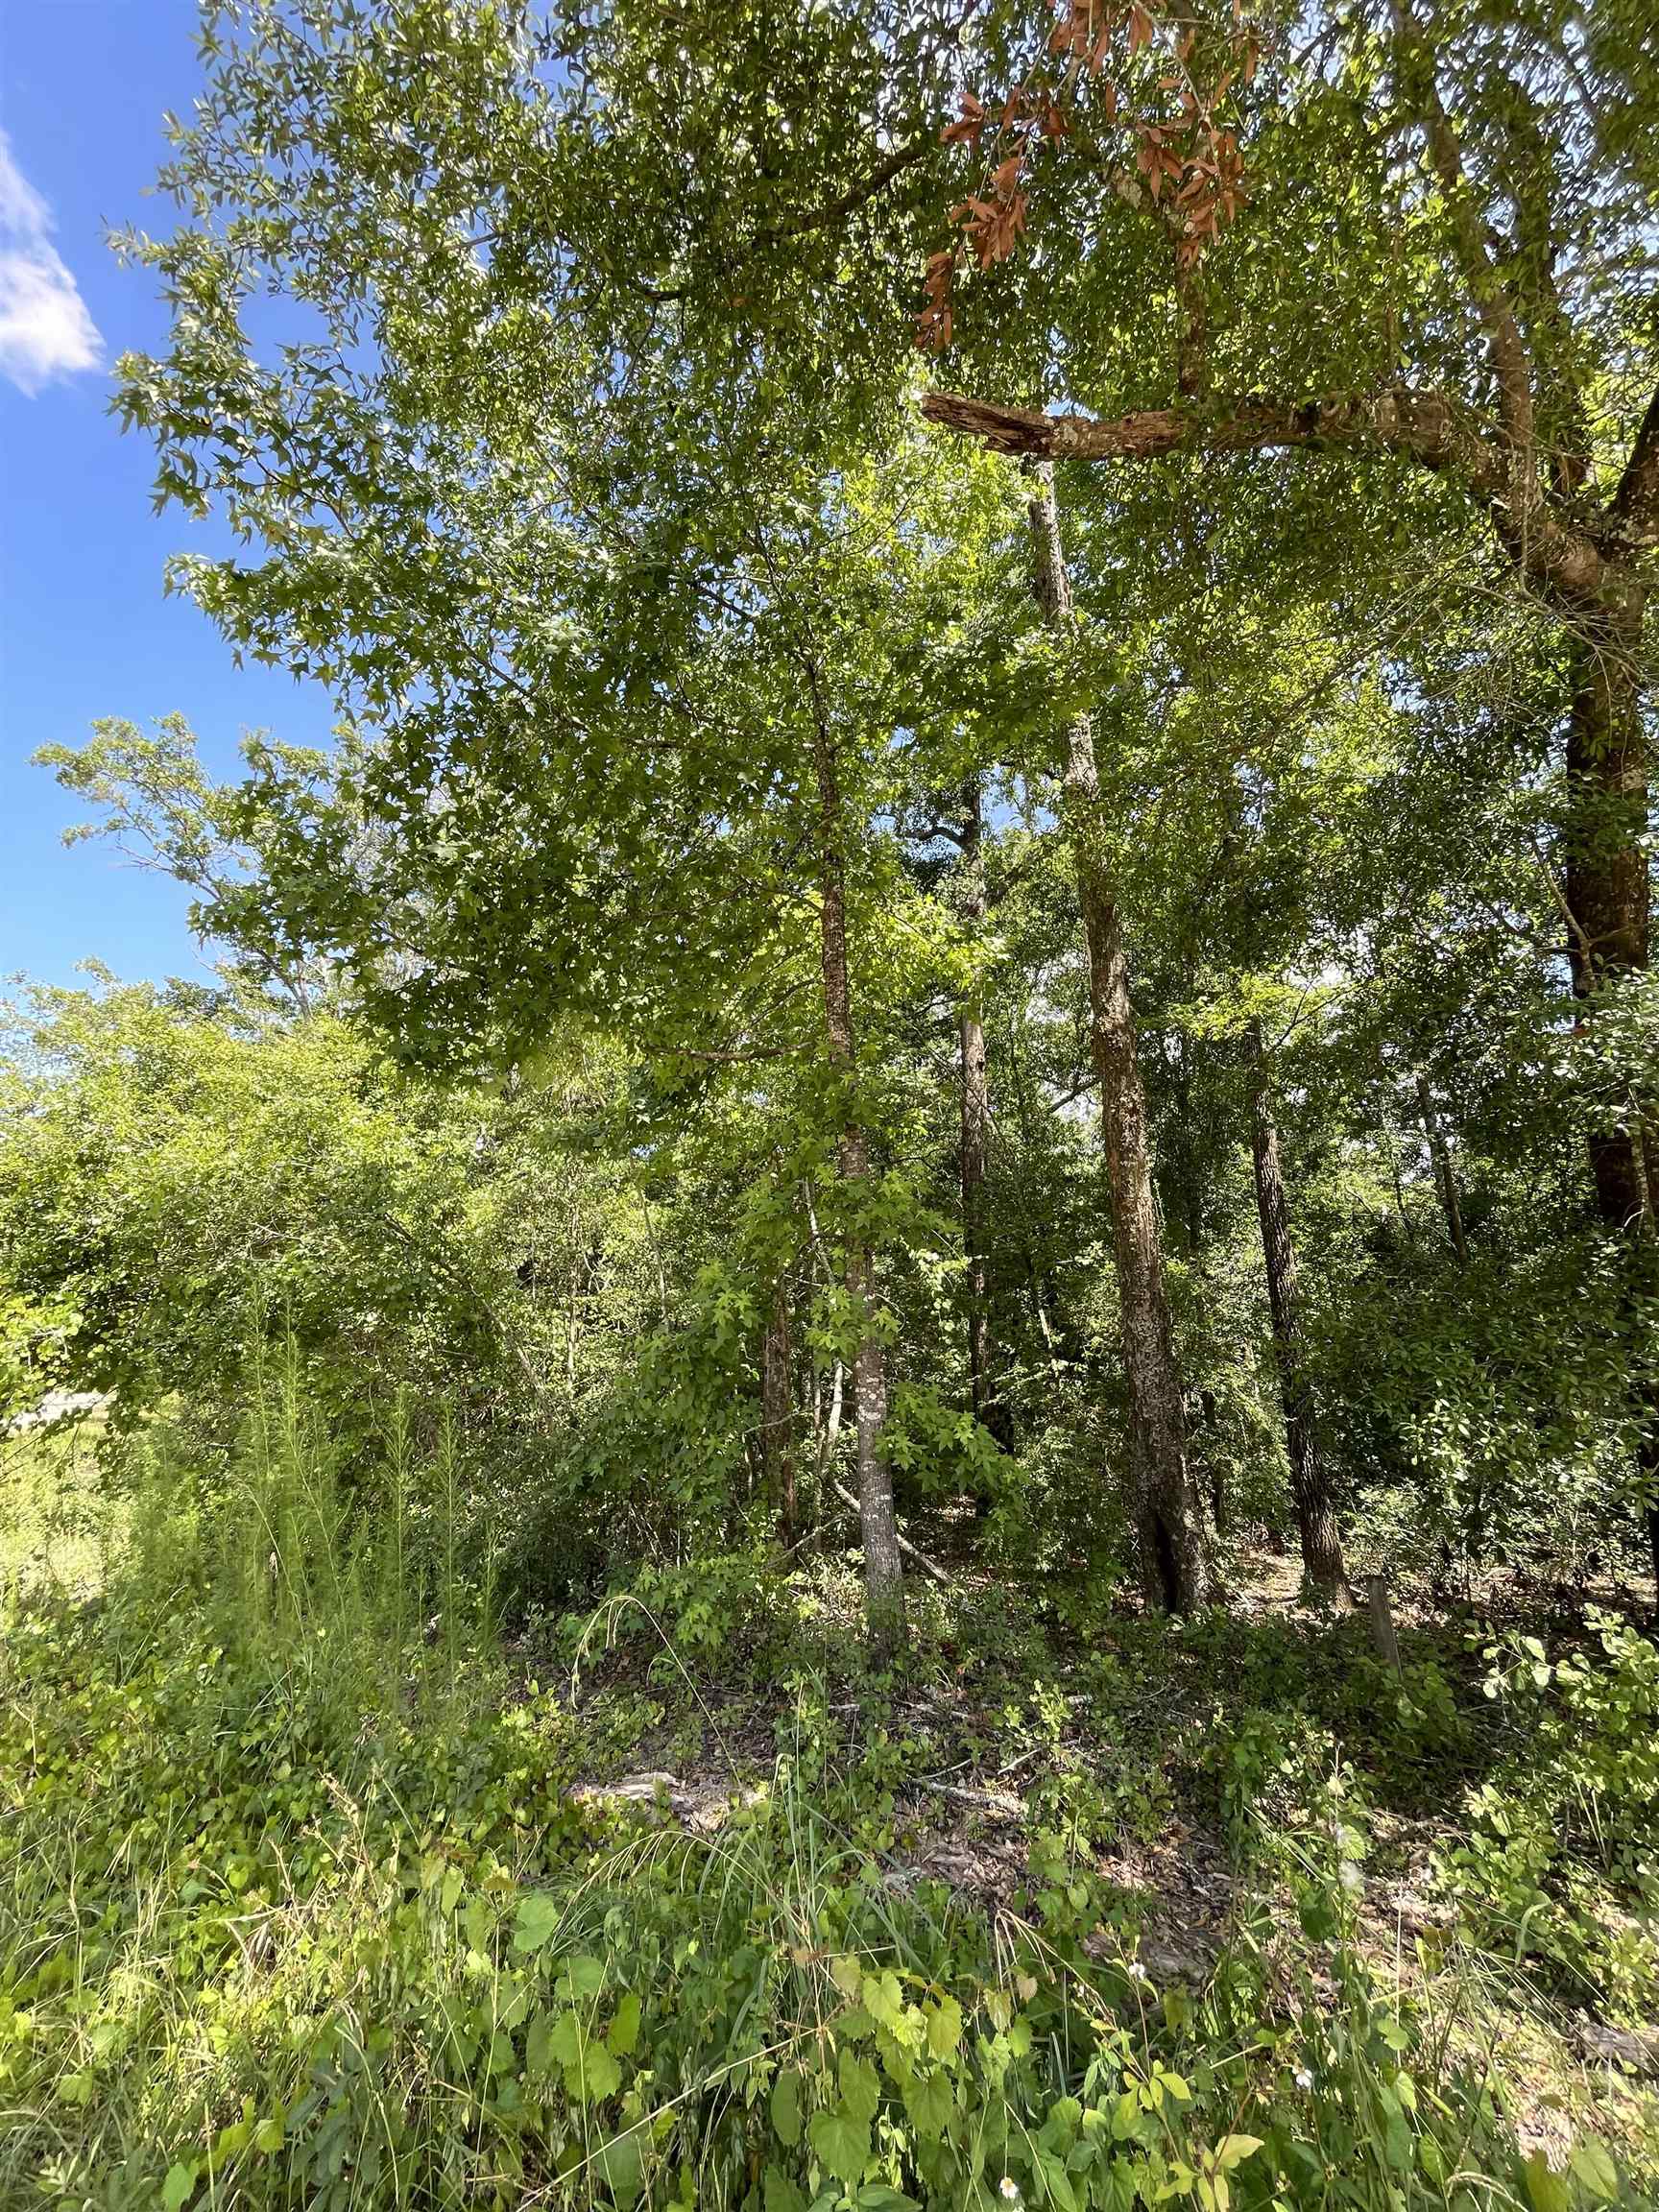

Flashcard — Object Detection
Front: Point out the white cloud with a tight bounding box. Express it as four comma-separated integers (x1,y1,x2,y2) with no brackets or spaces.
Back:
0,132,102,396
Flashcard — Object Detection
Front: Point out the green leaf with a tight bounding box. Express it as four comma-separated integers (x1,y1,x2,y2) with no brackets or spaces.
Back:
563,1952,607,1998
161,2167,197,2212
527,2008,565,2075
1568,2138,1618,2202
770,2068,803,2148
809,2106,871,2186
546,2010,583,2070
607,1991,641,2057
926,1993,962,2059
1524,2151,1572,2212
1213,2135,1263,2172
763,2169,807,2212
1036,2148,1077,2210
513,1892,561,1953
594,2125,643,2207
830,1953,863,1998
902,2065,954,2142
575,2040,622,2104
839,2049,880,2128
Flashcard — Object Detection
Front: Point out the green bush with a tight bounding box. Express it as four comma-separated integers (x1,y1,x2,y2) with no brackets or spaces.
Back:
1436,1610,1659,2019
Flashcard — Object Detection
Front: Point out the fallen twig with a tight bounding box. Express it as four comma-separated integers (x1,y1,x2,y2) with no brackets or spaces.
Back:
830,1476,950,1586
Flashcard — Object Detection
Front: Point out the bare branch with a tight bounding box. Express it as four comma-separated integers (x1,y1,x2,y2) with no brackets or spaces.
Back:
829,1475,950,1585
638,137,935,303
752,136,935,249
923,384,1494,482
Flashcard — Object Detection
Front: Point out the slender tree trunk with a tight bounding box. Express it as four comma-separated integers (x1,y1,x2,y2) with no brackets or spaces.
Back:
1171,1036,1204,1259
1199,1388,1226,1537
1562,604,1659,1595
806,693,905,1652
1248,1023,1351,1602
957,776,1013,1453
761,1266,795,1548
1006,1013,1068,1387
1641,1119,1659,1232
1023,460,1209,1613
1415,1074,1468,1267
818,1358,846,1486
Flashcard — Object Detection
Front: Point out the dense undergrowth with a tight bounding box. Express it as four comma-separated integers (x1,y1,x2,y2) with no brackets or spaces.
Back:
3,1398,1655,2212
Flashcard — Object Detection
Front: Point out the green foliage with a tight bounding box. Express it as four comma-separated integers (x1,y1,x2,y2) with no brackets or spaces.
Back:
0,979,504,1438
0,1284,82,1424
10,0,1659,2200
1437,1611,1659,2019
619,1551,799,1667
0,1579,1547,2211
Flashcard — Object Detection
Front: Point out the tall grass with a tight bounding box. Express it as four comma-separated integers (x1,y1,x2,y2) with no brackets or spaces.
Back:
115,1344,502,1735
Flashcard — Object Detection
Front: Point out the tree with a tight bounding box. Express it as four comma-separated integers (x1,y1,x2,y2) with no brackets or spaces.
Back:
0,977,508,1437
1024,460,1211,1612
920,0,1659,1577
78,0,1659,1623
923,0,1659,1239
1247,1021,1350,1601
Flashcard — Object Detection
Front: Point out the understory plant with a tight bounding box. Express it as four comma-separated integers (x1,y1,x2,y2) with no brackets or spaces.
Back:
1435,1611,1659,2022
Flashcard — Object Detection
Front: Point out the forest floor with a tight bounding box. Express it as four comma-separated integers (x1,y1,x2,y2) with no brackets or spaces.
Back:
547,1528,1659,2178
5,1428,1658,2208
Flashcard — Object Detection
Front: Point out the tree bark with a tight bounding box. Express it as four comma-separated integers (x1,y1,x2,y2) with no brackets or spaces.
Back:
1366,1575,1403,1677
1415,1074,1469,1267
1024,460,1210,1614
1248,1023,1351,1601
957,776,1013,1454
1560,608,1659,1594
761,1264,795,1548
806,692,905,1653
1564,606,1651,1229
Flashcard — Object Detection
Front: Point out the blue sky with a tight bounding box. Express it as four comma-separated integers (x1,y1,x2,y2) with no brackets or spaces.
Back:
1,0,333,989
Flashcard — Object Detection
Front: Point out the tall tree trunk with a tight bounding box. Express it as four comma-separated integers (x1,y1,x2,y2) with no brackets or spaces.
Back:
761,1265,795,1548
958,776,1013,1453
1248,1023,1351,1601
1023,460,1209,1614
565,1201,581,1400
806,693,905,1653
1565,610,1650,1226
1563,606,1659,1595
1415,1074,1468,1267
